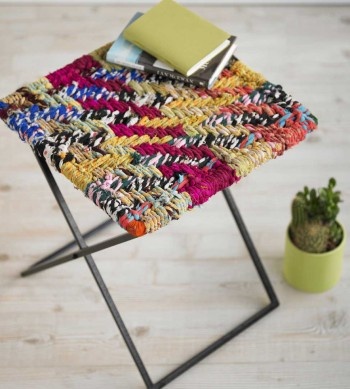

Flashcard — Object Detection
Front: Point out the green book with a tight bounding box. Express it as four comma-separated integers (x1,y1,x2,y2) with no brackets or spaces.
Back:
123,0,231,77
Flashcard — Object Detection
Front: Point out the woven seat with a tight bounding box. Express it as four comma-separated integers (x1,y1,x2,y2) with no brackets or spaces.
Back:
0,42,317,237
1,40,313,388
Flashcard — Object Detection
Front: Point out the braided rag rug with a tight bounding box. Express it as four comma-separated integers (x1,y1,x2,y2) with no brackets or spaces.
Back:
0,43,318,237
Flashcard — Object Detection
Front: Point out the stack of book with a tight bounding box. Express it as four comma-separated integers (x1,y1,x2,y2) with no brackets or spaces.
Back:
106,0,237,89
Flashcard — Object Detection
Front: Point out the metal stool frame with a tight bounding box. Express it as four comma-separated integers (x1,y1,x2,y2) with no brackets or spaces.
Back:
21,150,279,389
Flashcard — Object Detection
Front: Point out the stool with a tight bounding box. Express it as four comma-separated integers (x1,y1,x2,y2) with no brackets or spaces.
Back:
0,41,317,388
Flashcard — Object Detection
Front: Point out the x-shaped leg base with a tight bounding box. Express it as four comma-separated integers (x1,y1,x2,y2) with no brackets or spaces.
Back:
21,150,279,389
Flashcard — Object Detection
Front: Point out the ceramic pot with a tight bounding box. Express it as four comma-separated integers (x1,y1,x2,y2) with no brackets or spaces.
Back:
283,223,346,293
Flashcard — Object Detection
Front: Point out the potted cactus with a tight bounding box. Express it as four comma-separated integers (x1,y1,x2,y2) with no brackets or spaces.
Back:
283,178,346,293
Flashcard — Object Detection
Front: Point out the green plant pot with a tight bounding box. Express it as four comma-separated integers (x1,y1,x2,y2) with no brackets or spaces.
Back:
283,223,346,293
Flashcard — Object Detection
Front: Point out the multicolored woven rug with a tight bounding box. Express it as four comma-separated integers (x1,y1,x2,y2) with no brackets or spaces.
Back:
0,43,317,237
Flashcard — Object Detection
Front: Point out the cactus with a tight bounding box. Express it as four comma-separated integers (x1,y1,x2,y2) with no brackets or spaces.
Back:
291,221,329,253
291,195,307,228
289,178,343,253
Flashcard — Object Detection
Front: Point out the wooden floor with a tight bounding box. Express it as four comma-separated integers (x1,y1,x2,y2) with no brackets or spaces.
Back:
0,4,349,389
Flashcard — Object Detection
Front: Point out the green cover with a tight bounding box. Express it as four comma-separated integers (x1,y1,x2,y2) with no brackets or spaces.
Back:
283,224,346,293
123,0,230,76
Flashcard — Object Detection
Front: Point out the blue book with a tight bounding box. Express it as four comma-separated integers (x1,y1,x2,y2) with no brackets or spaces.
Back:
106,12,237,89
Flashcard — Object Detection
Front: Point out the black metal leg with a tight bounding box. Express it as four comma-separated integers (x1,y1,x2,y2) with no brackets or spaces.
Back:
222,188,279,307
21,231,137,277
24,150,154,388
32,218,113,266
21,150,279,389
